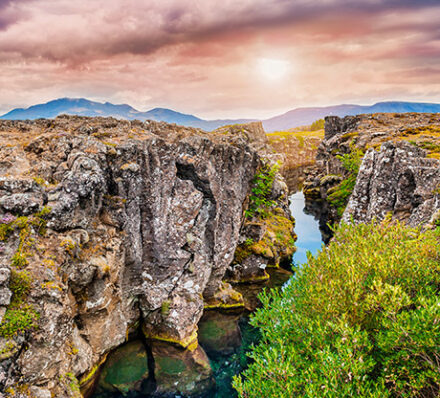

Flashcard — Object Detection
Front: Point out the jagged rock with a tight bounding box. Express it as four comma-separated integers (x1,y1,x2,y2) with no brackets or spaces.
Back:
0,116,291,397
304,112,440,229
343,141,440,226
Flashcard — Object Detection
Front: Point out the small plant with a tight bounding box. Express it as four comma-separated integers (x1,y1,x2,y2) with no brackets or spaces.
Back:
245,163,279,219
32,177,46,186
0,305,40,338
11,252,29,268
9,270,32,299
0,270,39,338
244,238,254,246
60,238,78,257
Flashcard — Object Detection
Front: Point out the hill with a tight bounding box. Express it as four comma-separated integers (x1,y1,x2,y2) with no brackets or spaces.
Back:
262,101,440,132
0,98,255,131
2,98,440,132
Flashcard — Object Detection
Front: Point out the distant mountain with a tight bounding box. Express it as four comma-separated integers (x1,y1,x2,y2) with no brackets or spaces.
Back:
0,98,256,131
262,101,440,132
2,98,439,132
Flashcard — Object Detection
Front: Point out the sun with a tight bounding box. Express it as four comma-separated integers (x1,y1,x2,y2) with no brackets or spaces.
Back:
256,58,290,82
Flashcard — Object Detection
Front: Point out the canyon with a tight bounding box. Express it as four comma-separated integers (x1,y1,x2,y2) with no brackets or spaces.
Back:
0,111,439,397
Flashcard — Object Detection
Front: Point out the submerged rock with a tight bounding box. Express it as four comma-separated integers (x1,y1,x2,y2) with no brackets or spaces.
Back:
96,340,151,395
198,311,242,356
151,339,214,397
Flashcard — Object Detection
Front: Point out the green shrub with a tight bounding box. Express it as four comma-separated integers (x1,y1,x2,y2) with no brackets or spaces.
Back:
327,146,364,216
234,221,440,397
8,270,32,299
245,163,279,219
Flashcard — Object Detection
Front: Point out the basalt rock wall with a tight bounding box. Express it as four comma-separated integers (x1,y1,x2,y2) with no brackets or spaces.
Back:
303,112,440,230
0,117,293,397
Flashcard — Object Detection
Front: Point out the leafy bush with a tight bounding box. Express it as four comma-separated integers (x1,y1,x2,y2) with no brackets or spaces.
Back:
327,146,364,216
233,221,440,397
245,163,279,219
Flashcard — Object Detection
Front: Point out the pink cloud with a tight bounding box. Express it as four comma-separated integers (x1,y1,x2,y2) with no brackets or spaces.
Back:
0,0,439,117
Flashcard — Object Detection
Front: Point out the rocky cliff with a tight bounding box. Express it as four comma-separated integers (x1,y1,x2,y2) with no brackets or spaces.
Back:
267,130,323,192
304,112,440,231
0,116,295,397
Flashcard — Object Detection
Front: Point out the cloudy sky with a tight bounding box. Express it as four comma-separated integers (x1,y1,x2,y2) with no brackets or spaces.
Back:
0,0,439,118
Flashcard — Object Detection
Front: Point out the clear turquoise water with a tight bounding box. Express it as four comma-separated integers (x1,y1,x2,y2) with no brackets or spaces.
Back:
289,191,323,266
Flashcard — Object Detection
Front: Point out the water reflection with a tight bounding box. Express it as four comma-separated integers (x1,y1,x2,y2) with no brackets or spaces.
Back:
289,191,324,266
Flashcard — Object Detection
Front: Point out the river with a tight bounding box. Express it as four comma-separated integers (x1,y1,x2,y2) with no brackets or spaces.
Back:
289,190,324,265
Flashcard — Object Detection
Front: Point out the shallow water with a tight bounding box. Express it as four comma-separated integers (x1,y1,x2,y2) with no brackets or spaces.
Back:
289,190,324,266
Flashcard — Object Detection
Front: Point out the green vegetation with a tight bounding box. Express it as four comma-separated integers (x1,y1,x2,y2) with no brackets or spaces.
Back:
0,270,39,338
327,146,364,216
245,163,279,219
310,118,325,131
161,300,171,316
0,208,50,338
233,221,440,397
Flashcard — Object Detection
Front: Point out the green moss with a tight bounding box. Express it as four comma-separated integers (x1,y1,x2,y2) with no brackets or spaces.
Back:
0,223,14,241
10,252,28,268
161,300,171,316
0,270,38,338
155,356,186,376
9,270,31,299
32,177,46,186
0,304,40,338
144,328,198,349
80,355,108,387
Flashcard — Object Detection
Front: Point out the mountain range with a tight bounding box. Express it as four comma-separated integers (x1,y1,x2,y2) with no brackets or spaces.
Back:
1,98,439,132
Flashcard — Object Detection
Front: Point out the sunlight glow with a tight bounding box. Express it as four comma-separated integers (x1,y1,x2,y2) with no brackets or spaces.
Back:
256,58,291,82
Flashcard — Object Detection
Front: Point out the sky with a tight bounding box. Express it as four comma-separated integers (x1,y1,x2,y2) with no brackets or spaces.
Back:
0,0,439,119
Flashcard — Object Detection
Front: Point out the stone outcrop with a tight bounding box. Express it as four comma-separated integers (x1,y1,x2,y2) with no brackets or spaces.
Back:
267,131,323,192
343,141,440,226
303,112,440,231
0,116,295,397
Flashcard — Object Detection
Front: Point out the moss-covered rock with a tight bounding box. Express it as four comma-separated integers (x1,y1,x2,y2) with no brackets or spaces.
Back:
198,311,242,355
96,340,150,395
151,339,214,396
203,282,244,311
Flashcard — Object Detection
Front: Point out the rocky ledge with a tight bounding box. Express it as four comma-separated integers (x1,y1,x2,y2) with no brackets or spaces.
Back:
0,116,295,397
303,112,440,231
